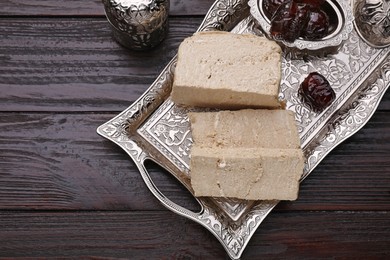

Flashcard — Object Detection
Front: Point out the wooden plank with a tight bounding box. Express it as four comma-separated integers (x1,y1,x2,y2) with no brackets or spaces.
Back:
0,18,201,112
0,0,215,16
0,112,389,211
0,211,388,259
0,112,200,211
1,18,389,113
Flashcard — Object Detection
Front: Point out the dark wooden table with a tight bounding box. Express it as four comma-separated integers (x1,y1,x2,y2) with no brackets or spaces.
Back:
1,0,389,259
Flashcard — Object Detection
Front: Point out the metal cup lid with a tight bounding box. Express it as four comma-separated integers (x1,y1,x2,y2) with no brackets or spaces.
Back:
103,0,170,50
114,0,165,10
103,0,169,34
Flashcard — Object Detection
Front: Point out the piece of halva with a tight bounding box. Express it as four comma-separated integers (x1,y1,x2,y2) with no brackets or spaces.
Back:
188,109,304,201
171,31,282,109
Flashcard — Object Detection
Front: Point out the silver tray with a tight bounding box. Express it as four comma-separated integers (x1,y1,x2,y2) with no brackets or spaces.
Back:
97,0,390,259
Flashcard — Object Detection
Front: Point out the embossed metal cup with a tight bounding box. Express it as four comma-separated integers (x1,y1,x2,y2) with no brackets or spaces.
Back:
102,0,169,50
354,0,390,48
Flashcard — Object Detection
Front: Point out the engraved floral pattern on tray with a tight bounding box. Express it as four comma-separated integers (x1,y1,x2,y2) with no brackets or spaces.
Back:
281,29,387,146
98,0,390,259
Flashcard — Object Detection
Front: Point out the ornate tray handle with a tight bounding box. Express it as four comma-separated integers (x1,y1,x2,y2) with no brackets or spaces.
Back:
135,155,203,219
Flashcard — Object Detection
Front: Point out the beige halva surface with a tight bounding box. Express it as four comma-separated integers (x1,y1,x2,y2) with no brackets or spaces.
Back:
171,31,282,109
189,110,304,201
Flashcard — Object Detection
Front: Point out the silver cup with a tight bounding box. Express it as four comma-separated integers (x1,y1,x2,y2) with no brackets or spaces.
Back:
102,0,170,50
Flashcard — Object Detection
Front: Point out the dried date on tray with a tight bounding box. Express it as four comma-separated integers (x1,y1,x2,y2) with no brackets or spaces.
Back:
300,72,336,110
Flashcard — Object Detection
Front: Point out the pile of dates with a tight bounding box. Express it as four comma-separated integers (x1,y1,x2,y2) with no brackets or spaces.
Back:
264,0,330,42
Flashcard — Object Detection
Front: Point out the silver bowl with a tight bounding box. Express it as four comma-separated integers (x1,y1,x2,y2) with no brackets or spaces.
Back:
248,0,354,51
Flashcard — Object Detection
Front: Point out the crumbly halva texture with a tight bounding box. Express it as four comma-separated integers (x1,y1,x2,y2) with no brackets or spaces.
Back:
171,31,282,109
189,109,304,201
190,147,304,200
188,109,301,150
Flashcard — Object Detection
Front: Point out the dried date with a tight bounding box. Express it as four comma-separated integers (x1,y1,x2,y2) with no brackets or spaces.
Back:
270,1,310,42
267,0,330,42
301,9,329,40
300,72,335,110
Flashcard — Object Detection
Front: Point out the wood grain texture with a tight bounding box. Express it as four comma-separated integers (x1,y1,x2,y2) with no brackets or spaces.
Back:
0,0,215,16
0,112,389,211
0,17,198,112
0,211,388,259
0,112,199,211
0,18,201,112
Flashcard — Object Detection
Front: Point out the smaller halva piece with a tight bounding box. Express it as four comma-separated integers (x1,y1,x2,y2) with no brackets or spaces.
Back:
171,31,282,109
189,109,304,201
